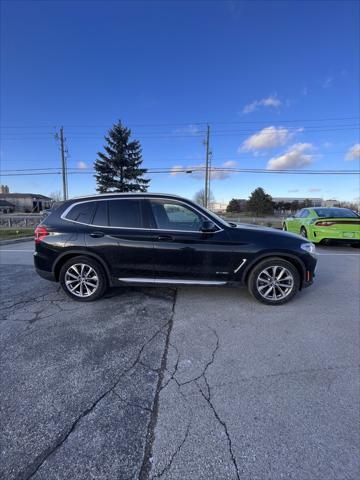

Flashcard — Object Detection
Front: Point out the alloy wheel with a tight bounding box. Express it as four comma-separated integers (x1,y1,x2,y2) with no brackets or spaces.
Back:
256,265,294,301
64,263,99,298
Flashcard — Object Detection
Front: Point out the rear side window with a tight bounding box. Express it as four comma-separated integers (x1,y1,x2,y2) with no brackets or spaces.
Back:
300,209,310,218
92,201,108,226
108,199,142,228
66,202,96,223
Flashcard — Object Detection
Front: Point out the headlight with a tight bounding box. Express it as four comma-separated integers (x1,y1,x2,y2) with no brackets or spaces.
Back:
301,242,316,255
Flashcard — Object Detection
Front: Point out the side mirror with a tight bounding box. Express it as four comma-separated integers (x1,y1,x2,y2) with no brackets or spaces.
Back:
200,220,217,232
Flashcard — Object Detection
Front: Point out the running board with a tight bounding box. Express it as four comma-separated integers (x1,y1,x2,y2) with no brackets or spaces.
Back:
118,277,227,286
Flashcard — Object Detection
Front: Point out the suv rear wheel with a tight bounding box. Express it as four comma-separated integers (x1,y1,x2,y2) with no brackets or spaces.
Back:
59,256,107,301
247,257,300,305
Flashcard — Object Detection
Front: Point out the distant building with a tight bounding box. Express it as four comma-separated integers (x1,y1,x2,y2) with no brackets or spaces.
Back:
322,199,340,207
209,201,230,212
0,199,15,214
0,186,52,213
272,197,323,206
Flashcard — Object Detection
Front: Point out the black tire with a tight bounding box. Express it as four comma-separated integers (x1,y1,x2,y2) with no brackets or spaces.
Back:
59,255,107,302
247,257,300,305
283,223,287,231
300,227,308,238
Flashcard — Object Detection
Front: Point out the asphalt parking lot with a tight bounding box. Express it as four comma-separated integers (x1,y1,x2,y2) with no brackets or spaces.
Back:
0,241,359,480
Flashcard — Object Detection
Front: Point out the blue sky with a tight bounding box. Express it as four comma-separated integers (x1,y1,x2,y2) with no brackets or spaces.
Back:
1,0,359,204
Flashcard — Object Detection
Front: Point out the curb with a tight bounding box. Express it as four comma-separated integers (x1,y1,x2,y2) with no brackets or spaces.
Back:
0,236,34,246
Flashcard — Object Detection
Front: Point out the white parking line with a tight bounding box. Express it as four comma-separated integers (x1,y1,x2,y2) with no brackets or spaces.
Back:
0,249,34,252
316,253,360,256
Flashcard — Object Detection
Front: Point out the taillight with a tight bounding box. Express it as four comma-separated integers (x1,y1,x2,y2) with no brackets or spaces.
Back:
315,221,336,227
34,226,49,244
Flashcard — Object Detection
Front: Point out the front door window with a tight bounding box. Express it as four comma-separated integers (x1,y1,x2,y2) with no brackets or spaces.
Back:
150,200,204,231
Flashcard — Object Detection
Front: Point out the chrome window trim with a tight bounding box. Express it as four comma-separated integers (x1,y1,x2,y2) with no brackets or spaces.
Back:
60,197,224,234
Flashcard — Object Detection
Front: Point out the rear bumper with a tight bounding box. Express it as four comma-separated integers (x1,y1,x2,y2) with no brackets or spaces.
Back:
35,267,56,282
34,252,56,282
318,238,360,245
312,229,360,243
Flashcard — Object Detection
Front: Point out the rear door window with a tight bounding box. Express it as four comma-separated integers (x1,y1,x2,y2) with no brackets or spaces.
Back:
92,201,108,226
108,199,143,228
300,209,310,218
66,202,96,224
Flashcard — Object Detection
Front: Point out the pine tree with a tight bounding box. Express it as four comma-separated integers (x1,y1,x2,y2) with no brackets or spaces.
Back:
226,198,242,213
247,187,273,216
94,121,150,193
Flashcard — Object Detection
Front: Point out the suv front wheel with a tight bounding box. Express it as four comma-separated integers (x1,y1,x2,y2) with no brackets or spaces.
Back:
247,258,300,305
59,256,107,301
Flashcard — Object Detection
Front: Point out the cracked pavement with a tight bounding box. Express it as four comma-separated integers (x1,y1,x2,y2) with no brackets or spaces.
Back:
0,244,176,480
1,242,360,480
149,247,360,480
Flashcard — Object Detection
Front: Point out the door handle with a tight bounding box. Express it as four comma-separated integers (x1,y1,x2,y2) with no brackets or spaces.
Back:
156,235,173,241
89,231,104,238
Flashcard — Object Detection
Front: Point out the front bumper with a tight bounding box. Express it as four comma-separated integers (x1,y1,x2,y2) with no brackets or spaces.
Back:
300,252,317,288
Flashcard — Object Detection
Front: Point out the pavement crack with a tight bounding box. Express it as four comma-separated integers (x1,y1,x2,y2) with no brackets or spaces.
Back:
139,290,177,480
112,390,153,413
150,417,192,480
198,385,241,480
160,340,180,392
15,318,171,480
177,327,219,389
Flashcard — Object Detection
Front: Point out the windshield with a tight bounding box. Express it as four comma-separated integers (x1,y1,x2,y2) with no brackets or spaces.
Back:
314,208,359,218
199,205,231,227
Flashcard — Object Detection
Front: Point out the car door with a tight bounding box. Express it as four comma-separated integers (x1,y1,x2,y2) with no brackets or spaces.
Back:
82,198,154,279
298,209,311,233
145,198,233,282
287,209,303,233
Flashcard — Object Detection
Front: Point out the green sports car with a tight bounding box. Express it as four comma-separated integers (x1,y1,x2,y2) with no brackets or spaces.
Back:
283,207,360,245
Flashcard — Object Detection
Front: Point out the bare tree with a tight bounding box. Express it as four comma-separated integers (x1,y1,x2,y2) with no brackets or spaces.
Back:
193,188,215,207
49,191,62,202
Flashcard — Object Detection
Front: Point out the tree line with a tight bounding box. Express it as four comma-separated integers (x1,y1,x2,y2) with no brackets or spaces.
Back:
226,189,319,217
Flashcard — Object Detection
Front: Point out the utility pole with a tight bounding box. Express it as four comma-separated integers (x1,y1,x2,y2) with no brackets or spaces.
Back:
204,124,210,208
207,149,212,208
59,126,68,200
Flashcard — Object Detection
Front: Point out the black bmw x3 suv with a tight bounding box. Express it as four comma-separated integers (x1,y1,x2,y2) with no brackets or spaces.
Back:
34,193,317,305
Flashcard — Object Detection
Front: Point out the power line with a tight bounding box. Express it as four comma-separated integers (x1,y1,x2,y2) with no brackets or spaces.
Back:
1,123,360,140
1,167,359,176
0,116,359,129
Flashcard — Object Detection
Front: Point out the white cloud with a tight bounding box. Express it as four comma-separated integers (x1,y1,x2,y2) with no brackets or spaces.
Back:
222,160,237,167
301,86,308,96
170,161,237,180
170,165,187,176
322,76,333,88
288,189,299,193
77,161,88,169
308,187,322,192
266,143,314,170
240,126,294,152
345,143,360,161
173,124,201,135
242,95,282,114
323,141,333,148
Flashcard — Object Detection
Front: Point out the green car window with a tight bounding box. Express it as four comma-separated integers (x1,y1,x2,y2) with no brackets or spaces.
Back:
299,209,310,218
314,208,359,218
